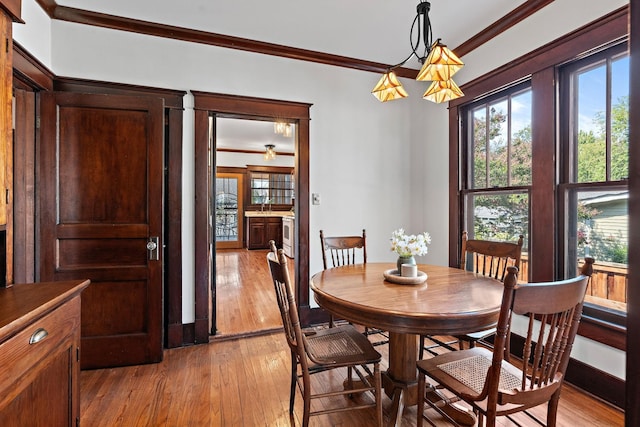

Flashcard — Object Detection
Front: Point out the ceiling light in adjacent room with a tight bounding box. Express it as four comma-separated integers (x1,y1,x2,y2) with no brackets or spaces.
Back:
264,144,276,160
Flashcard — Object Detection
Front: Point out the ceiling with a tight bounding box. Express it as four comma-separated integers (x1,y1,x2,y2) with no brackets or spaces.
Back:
52,0,531,151
216,118,296,154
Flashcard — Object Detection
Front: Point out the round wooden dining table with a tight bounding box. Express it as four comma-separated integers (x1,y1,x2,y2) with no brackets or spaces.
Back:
310,262,504,427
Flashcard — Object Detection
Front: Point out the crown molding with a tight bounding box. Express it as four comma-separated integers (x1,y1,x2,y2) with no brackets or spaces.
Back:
35,0,553,78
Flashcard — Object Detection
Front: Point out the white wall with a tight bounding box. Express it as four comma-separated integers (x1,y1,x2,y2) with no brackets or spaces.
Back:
12,0,626,379
40,18,427,320
12,0,52,68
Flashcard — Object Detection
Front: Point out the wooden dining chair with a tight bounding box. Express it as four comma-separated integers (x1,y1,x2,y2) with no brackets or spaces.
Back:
419,232,524,358
320,229,367,271
269,239,278,257
319,229,388,346
416,258,594,427
267,249,383,427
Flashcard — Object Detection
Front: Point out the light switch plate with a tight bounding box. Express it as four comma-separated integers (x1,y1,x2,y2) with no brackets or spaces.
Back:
312,193,320,205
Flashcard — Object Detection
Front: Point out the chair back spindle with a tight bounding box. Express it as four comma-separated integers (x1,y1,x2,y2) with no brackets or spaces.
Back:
461,231,524,281
320,229,367,269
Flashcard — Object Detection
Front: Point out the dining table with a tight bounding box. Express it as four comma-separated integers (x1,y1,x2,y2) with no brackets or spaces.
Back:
310,262,504,427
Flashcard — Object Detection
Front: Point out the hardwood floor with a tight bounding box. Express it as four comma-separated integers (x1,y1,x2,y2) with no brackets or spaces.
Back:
80,249,624,426
213,248,286,337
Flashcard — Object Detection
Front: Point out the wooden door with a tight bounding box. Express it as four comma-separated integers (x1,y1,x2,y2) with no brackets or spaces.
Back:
39,92,164,369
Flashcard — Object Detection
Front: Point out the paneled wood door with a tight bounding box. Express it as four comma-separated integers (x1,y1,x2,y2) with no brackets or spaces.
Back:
39,92,164,369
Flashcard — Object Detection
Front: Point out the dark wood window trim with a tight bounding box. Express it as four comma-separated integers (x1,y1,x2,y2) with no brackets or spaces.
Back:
449,7,629,349
245,166,294,211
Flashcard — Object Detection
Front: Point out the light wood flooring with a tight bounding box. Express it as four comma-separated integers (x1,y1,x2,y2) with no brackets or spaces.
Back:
80,249,624,426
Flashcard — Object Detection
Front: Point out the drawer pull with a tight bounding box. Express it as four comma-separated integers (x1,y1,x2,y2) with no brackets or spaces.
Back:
29,328,49,345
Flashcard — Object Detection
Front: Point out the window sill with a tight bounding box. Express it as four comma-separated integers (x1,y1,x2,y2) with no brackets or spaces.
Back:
578,313,626,350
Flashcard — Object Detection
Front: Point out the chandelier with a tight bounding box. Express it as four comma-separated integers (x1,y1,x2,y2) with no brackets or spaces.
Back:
264,144,276,160
371,1,464,103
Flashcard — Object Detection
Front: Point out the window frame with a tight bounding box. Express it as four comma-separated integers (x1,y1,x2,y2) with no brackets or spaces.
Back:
245,165,294,210
557,43,629,327
448,8,628,350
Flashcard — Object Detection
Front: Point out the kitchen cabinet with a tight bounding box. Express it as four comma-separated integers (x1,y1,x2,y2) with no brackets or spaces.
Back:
246,216,282,249
0,279,89,426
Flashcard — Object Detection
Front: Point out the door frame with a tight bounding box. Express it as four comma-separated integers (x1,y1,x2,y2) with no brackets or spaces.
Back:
192,91,317,341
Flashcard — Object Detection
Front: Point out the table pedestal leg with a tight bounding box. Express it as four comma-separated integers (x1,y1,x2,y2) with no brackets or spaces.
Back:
383,332,419,426
383,332,477,426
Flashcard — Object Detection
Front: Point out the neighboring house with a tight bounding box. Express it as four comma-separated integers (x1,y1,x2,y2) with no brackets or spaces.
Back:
580,191,629,243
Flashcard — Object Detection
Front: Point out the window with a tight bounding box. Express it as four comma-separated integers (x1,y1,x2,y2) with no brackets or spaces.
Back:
560,44,629,315
454,16,628,347
248,167,294,206
461,83,532,279
451,11,629,390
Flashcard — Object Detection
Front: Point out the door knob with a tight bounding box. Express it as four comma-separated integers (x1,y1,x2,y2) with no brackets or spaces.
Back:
147,237,159,260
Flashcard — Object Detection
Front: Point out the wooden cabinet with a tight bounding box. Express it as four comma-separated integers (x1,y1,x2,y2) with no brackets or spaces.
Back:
246,216,282,249
0,0,22,286
0,279,89,426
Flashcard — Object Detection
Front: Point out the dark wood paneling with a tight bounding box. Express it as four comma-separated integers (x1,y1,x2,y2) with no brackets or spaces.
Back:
529,67,555,282
54,77,185,109
11,89,35,284
448,107,460,268
165,107,183,348
13,43,54,91
193,108,211,344
0,0,22,22
627,1,640,425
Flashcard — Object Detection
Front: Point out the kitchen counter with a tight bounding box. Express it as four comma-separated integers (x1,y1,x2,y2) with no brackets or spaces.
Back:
245,211,294,217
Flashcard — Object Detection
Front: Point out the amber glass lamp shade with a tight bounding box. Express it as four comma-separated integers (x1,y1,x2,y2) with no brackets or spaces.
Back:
416,41,464,82
422,79,464,103
371,71,409,102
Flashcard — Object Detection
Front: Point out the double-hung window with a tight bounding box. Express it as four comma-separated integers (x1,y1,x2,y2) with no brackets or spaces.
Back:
559,43,629,317
460,83,532,281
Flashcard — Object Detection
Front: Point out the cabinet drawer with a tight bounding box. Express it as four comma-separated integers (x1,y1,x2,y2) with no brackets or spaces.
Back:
0,296,80,407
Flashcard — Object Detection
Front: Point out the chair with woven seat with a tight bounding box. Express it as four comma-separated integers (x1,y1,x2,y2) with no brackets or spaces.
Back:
416,257,594,427
419,232,524,358
319,229,388,346
268,249,383,427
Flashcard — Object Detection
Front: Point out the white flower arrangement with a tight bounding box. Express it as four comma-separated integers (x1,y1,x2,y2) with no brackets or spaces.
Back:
390,228,431,257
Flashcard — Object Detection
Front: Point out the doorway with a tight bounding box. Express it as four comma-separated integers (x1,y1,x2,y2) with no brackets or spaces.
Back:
192,91,312,344
215,172,244,250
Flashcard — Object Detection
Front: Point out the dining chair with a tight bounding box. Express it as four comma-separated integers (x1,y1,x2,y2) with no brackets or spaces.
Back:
419,231,524,358
319,229,388,346
267,249,383,427
269,239,278,257
416,257,594,427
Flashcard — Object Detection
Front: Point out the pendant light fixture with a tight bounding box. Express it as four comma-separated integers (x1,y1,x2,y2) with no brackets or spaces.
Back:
264,144,276,160
371,1,464,103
